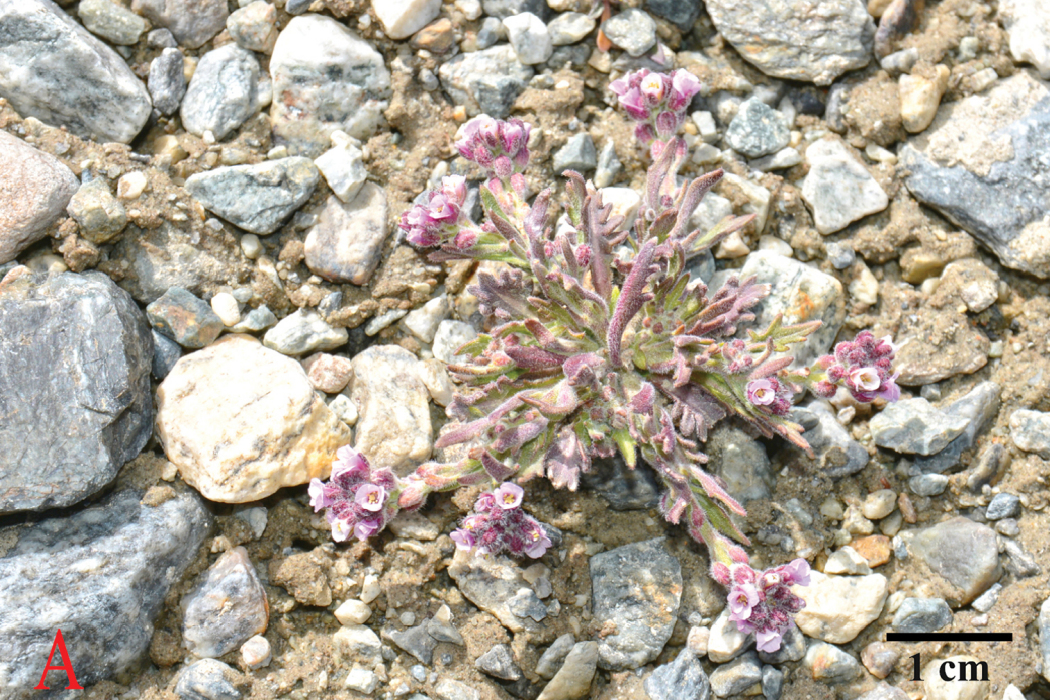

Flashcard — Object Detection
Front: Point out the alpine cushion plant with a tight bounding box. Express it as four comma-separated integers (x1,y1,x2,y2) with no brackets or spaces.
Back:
307,68,899,652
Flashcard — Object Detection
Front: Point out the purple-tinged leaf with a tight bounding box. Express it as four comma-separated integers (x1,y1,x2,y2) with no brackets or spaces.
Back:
494,415,550,453
629,382,656,414
480,450,519,481
434,396,525,448
545,426,590,491
608,238,658,367
505,345,566,371
521,381,578,415
668,169,724,240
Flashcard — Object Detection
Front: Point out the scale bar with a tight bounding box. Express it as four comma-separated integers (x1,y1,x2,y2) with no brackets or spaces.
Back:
886,633,1012,642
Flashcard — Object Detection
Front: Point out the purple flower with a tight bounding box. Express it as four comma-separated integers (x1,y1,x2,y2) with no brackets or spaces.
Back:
455,116,531,177
355,484,386,512
756,629,783,654
782,558,811,586
746,379,776,406
354,519,380,541
450,528,475,551
728,584,759,619
331,518,352,542
308,478,331,511
494,482,524,509
817,331,899,404
611,68,702,146
669,70,702,111
524,524,552,558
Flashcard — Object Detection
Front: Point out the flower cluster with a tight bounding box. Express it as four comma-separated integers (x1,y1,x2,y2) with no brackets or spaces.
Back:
610,69,701,155
399,175,474,248
713,559,811,653
451,483,553,558
308,446,403,542
745,377,793,416
455,116,531,179
813,331,900,403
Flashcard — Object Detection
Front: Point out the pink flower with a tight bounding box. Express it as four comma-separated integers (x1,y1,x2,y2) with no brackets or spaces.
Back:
455,116,532,177
331,518,352,542
524,524,552,558
669,70,702,111
817,331,900,404
354,519,380,541
494,482,524,510
747,379,776,406
450,528,475,551
612,69,703,146
850,367,881,392
728,584,759,619
308,478,331,511
441,175,467,207
756,629,783,653
782,558,811,586
355,484,386,512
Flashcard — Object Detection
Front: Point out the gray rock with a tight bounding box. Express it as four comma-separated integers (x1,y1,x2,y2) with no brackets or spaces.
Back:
547,12,594,46
284,0,310,15
749,147,802,171
433,320,478,365
183,547,269,658
66,177,127,244
174,659,242,700
131,0,228,49
802,138,889,234
438,45,534,118
998,0,1050,79
1010,408,1050,457
315,137,367,203
710,251,845,369
148,27,177,47
149,48,188,116
803,642,862,682
1039,597,1050,683
536,634,575,679
147,286,225,349
263,308,347,355
757,624,806,664
304,185,388,285
226,1,276,53
350,344,433,473
987,493,1020,520
897,517,1001,605
553,133,597,173
476,644,522,681
1004,538,1041,578
704,0,874,85
892,598,952,633
593,140,622,189
0,271,152,514
549,43,589,69
858,684,909,700
152,328,182,379
270,14,391,157
476,16,503,50
185,157,320,235
386,623,438,665
580,455,661,510
707,426,774,503
180,44,259,140
869,398,970,456
646,0,700,29
590,537,682,670
762,666,784,700
602,9,656,57
230,305,277,333
914,382,1000,473
448,551,545,635
0,0,152,143
507,587,548,622
901,72,1050,277
504,12,552,65
725,99,790,158
78,0,148,45
536,642,597,700
482,0,547,19
643,650,711,700
0,131,79,264
825,240,856,269
0,490,212,695
709,651,762,697
426,616,465,645
435,678,480,700
908,473,949,496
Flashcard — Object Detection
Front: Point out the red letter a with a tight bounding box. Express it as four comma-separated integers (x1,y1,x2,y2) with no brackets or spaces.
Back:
34,629,83,690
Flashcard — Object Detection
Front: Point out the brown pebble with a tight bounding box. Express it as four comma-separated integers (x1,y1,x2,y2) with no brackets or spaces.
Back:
411,18,455,53
898,492,917,523
851,534,892,567
861,641,899,679
874,0,924,58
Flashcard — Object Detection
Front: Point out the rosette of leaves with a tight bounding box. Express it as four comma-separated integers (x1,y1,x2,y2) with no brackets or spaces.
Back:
411,133,822,564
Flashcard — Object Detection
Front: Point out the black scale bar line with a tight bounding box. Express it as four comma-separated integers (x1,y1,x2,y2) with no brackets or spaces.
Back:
886,633,1012,642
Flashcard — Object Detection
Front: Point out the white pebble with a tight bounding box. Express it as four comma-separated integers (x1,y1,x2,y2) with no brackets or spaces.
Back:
117,171,148,200
241,234,262,259
210,292,242,327
240,635,271,669
335,599,372,625
360,573,380,603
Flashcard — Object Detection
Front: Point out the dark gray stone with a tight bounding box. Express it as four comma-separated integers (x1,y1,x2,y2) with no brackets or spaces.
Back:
0,0,152,144
762,665,784,700
147,27,177,48
901,73,1050,278
146,286,225,349
386,623,438,665
791,401,869,478
149,47,187,116
180,44,260,141
475,644,521,681
507,588,548,622
643,649,711,700
0,271,152,514
553,133,597,173
987,492,1020,520
892,598,952,633
725,99,790,158
476,17,502,49
284,0,311,15
535,633,575,679
183,547,269,658
131,0,228,49
593,140,622,189
897,517,1001,605
908,473,949,497
482,0,547,19
914,382,1000,473
580,455,660,511
869,398,970,456
175,659,242,700
185,158,320,235
646,0,700,29
152,329,182,379
590,537,682,670
1004,539,1041,579
825,240,856,269
709,651,762,697
707,425,774,504
0,490,212,696
438,46,534,119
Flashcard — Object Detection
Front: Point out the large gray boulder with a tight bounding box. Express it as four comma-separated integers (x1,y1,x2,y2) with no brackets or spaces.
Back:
0,271,153,514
